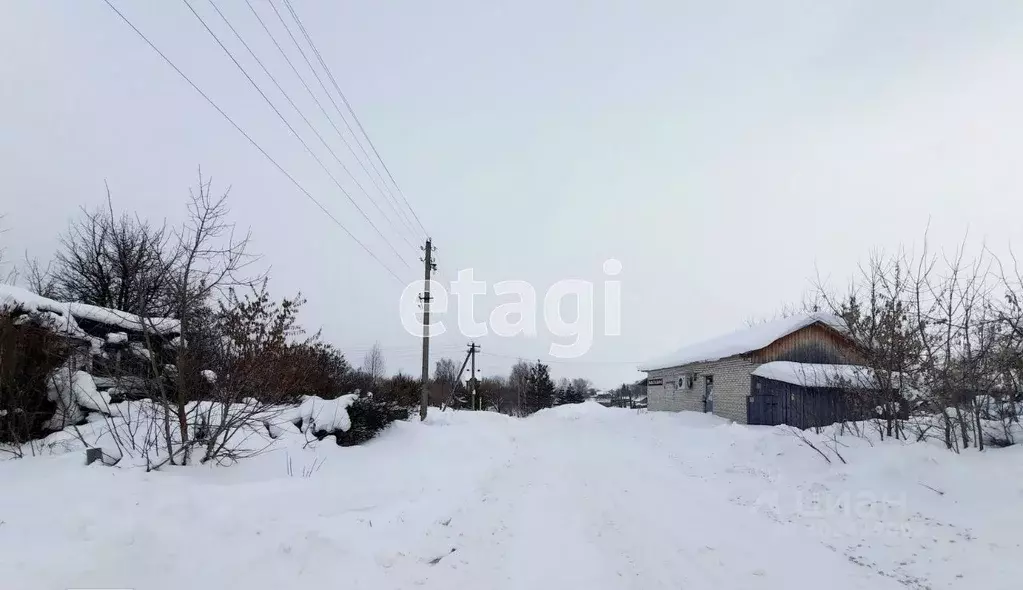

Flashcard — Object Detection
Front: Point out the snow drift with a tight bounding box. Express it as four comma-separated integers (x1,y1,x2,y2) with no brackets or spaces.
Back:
2,407,1020,590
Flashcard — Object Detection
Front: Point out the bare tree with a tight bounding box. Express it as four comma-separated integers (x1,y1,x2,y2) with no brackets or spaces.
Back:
479,376,516,414
21,257,59,299
88,278,361,467
509,360,530,416
362,342,386,388
188,283,309,465
987,249,1023,446
126,172,257,466
52,187,175,316
815,230,1022,451
815,247,924,441
433,357,460,406
0,215,19,285
905,235,1003,451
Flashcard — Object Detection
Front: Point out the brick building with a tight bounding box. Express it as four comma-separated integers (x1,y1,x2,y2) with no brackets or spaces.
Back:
639,313,862,424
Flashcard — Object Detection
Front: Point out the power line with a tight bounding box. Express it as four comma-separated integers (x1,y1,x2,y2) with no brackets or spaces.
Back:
268,0,422,243
479,350,646,366
202,0,417,254
344,342,463,353
281,0,423,241
283,0,426,238
99,0,406,285
181,0,415,271
248,0,424,246
278,0,428,238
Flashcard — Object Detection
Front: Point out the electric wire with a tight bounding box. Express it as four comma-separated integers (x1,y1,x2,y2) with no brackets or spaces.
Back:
100,0,407,285
180,0,413,270
281,0,426,238
203,0,418,254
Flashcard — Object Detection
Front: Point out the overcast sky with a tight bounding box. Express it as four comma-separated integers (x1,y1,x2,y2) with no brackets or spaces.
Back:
3,1,1023,388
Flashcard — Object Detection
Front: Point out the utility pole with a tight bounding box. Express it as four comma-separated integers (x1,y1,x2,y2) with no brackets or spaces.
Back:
419,238,436,421
454,342,481,409
468,342,480,410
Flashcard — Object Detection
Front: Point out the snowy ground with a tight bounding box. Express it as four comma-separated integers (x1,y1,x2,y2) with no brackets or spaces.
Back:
2,403,1021,590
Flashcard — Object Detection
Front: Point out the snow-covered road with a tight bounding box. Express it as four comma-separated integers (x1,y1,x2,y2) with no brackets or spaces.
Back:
411,412,899,590
3,404,1021,589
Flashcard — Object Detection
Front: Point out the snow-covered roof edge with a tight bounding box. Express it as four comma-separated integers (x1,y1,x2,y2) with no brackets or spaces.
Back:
68,302,179,335
751,361,876,388
638,313,847,372
0,285,180,336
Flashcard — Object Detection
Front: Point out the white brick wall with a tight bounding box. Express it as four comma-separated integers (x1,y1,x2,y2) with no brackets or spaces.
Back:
645,356,757,424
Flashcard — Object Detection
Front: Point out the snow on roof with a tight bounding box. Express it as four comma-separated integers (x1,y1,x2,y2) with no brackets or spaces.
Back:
751,361,875,388
68,302,179,335
1,284,86,338
639,313,847,371
0,285,180,336
0,284,62,315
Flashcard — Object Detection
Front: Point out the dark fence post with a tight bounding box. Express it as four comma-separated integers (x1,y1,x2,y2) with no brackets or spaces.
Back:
85,447,103,465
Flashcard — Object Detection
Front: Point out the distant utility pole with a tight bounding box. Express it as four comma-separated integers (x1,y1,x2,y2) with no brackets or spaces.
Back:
419,238,436,421
468,342,480,410
455,342,481,410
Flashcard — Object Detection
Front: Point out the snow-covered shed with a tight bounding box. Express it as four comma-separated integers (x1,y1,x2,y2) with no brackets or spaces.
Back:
639,313,866,425
747,362,880,428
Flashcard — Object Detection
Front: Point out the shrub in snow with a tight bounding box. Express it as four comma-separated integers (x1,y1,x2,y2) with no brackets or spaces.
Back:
0,311,78,449
374,371,421,409
335,395,408,447
48,392,407,466
296,394,359,434
288,393,405,447
2,281,407,463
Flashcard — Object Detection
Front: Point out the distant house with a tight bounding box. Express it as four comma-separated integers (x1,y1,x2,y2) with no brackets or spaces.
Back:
591,379,648,409
591,389,647,409
639,313,868,426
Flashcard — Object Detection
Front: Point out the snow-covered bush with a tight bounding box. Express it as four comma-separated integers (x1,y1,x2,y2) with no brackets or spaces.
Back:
812,242,1023,451
3,184,398,465
287,392,406,447
0,310,78,453
295,394,359,434
26,390,404,466
337,394,408,446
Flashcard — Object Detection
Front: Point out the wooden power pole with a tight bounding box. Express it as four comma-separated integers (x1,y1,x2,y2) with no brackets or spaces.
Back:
468,342,480,410
419,238,436,421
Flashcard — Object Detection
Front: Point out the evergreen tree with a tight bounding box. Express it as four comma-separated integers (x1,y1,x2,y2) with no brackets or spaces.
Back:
525,361,555,413
554,377,571,406
555,377,588,405
619,383,632,408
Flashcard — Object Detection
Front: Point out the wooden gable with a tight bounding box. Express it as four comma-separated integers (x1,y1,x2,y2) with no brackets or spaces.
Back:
747,322,862,365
